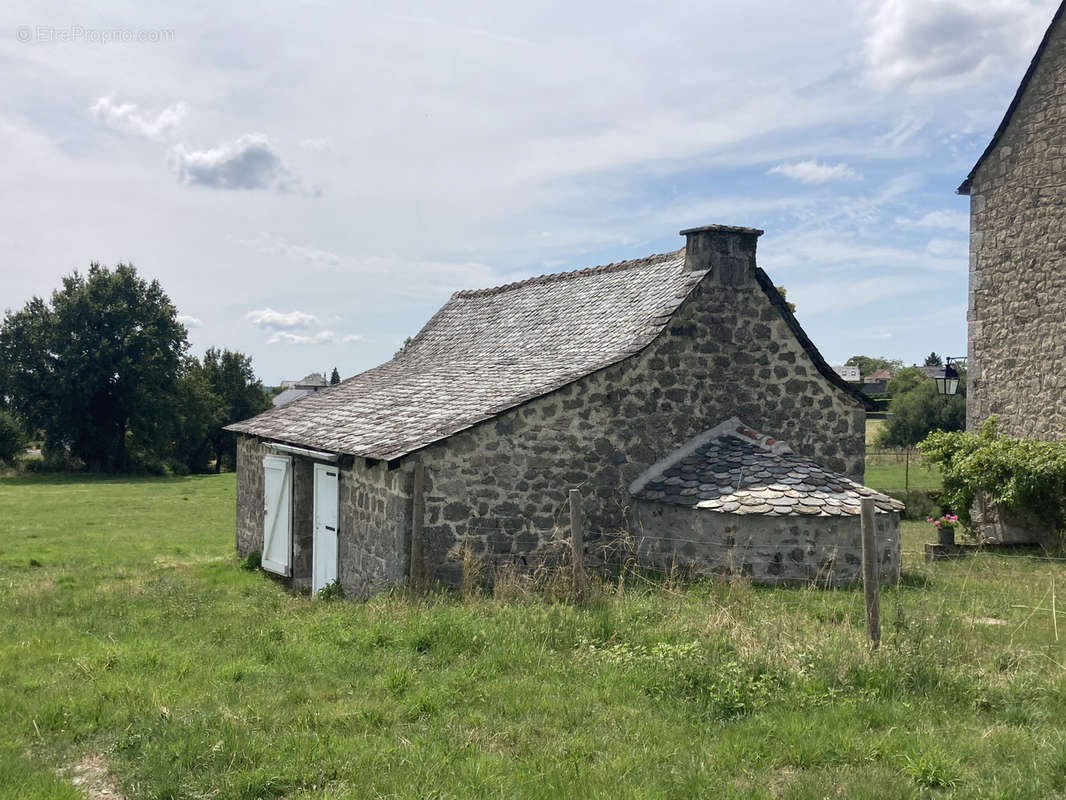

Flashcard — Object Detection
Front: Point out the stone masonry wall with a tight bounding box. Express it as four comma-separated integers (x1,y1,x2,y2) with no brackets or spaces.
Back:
415,266,867,583
235,435,267,558
235,435,412,597
968,11,1066,438
337,460,411,599
631,501,900,587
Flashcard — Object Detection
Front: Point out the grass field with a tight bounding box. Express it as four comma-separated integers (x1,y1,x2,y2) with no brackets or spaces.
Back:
864,418,943,491
3,473,1066,798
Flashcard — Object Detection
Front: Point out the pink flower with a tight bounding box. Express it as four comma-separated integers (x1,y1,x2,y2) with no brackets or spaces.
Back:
926,517,934,523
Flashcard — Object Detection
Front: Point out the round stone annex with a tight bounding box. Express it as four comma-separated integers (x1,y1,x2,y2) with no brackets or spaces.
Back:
629,418,904,586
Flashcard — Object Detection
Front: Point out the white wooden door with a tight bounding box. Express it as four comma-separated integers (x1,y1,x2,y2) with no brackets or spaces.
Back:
312,463,339,593
262,455,293,576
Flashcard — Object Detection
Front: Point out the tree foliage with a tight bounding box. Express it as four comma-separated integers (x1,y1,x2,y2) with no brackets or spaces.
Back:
0,264,187,472
844,355,903,377
0,410,25,464
0,264,270,473
886,366,927,397
330,367,341,385
924,352,943,366
201,348,271,472
877,376,966,449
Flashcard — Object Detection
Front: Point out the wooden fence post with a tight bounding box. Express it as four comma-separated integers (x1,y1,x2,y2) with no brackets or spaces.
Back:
861,497,880,650
410,463,425,591
569,489,585,597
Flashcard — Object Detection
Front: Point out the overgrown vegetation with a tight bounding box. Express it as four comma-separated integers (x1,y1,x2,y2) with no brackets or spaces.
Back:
3,473,1066,798
920,417,1066,549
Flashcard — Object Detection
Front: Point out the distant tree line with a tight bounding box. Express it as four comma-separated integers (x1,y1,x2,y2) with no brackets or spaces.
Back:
0,263,270,473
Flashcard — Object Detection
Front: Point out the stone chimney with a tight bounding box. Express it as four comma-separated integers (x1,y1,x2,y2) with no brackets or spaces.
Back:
680,224,764,284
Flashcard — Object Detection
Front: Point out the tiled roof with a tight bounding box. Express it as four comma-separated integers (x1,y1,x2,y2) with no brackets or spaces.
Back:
630,418,904,516
271,388,315,408
228,250,704,459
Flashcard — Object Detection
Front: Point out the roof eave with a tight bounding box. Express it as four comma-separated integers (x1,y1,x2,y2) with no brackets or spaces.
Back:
753,269,876,411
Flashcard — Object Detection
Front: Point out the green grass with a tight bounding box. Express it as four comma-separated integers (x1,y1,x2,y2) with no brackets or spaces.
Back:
3,474,1066,798
864,417,943,491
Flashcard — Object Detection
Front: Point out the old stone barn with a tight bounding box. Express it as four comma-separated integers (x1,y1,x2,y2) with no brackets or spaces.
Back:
961,0,1066,438
228,224,900,596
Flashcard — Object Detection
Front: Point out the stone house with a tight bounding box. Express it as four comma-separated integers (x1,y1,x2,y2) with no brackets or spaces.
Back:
227,224,877,597
960,0,1066,438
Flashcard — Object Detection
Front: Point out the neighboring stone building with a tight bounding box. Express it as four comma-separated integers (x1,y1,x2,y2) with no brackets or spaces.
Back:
960,0,1066,438
227,224,877,597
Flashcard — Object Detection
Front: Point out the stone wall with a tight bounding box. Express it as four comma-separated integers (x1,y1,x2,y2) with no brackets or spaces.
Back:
337,460,412,598
235,435,413,597
235,435,266,557
631,500,900,586
967,11,1066,438
415,258,867,583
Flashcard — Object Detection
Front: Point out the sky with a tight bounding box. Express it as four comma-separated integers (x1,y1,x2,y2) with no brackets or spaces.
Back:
0,0,1060,384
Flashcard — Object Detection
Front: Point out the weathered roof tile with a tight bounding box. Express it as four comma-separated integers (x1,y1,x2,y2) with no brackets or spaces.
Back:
630,417,904,517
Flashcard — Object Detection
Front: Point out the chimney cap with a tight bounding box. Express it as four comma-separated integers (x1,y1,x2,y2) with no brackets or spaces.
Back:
679,224,764,237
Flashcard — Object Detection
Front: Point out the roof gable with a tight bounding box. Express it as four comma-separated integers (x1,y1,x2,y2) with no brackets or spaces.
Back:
959,0,1066,194
228,236,871,459
228,249,705,459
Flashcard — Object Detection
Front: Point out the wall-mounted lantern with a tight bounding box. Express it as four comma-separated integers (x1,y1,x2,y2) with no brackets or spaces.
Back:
934,357,964,396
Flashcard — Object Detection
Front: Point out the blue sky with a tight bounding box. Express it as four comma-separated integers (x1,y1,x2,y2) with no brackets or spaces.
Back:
1,0,1059,383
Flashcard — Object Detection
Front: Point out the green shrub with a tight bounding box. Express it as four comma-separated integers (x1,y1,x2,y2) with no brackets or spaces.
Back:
0,411,26,465
919,417,1066,544
239,551,262,571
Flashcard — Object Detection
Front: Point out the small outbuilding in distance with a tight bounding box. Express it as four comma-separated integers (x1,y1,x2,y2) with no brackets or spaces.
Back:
227,223,893,596
630,417,903,585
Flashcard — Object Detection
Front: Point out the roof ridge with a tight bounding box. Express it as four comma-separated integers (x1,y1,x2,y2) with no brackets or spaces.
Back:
451,247,685,299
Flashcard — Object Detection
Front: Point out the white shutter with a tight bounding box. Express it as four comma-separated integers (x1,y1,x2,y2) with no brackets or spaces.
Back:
312,463,340,593
262,455,293,576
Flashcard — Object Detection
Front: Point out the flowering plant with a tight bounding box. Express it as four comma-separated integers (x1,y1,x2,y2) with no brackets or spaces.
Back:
926,513,959,531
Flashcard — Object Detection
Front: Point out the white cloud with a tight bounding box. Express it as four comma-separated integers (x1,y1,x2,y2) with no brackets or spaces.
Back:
245,307,317,330
168,134,304,192
788,276,924,314
342,334,365,343
896,209,970,232
299,137,331,151
864,0,1051,93
267,330,336,345
90,96,188,141
237,233,342,267
177,314,202,328
768,160,861,184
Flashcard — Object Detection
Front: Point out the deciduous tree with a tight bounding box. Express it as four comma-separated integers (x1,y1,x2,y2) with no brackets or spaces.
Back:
202,348,270,471
0,264,186,471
